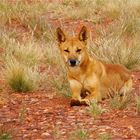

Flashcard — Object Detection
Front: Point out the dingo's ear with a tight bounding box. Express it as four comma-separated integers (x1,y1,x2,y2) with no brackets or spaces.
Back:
56,27,66,44
78,26,88,43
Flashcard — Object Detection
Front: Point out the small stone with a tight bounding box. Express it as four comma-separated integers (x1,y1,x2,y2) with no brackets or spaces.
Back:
23,134,30,138
43,109,49,113
33,129,38,132
31,98,38,103
41,132,50,138
56,121,62,125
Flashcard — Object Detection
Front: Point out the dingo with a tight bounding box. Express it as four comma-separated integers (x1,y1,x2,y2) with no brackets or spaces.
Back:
56,26,132,106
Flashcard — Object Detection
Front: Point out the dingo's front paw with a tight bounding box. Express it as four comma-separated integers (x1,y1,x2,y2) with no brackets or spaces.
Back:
70,99,81,106
70,99,88,106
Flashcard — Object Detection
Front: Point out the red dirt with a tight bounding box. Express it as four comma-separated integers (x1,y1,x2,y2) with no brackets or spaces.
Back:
0,72,140,139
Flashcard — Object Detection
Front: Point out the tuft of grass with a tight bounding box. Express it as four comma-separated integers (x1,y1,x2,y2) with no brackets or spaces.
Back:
0,125,12,140
135,96,140,115
5,59,39,92
52,126,60,139
98,132,111,140
0,133,12,140
88,102,105,118
109,91,131,110
70,129,89,140
18,104,27,123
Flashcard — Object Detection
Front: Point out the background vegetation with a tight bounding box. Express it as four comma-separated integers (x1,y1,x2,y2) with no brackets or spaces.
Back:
0,0,139,94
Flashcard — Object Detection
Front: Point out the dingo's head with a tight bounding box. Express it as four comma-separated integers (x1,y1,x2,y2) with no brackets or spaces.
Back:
56,26,89,68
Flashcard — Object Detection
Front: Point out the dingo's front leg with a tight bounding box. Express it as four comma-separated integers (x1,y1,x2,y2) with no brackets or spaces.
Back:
69,79,82,100
85,90,101,104
69,79,87,106
81,77,101,105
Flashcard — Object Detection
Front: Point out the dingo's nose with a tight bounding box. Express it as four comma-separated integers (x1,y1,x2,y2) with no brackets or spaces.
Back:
69,59,76,66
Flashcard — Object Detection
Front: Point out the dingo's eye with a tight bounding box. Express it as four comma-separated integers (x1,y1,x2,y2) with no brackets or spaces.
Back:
64,49,69,53
76,49,81,52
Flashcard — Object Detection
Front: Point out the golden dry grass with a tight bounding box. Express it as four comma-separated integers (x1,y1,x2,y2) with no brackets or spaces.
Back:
0,0,139,94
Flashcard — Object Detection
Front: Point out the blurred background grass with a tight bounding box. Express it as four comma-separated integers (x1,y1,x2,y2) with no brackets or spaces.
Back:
0,0,139,94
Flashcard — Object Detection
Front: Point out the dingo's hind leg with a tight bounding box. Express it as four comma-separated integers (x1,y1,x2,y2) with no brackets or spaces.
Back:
119,79,132,96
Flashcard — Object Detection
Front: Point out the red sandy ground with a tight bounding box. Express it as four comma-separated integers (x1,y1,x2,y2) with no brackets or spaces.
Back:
0,72,140,140
0,1,140,139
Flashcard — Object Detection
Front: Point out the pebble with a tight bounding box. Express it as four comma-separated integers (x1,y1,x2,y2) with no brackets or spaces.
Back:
33,129,38,132
41,132,51,137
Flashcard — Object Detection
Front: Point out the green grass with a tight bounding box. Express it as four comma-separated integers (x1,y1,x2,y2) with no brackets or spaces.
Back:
88,102,105,118
70,129,89,140
0,125,12,140
98,132,111,140
0,133,12,140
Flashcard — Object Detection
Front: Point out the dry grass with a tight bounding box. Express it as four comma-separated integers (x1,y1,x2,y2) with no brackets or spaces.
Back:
18,103,27,122
5,59,40,92
0,0,140,95
98,132,111,140
109,91,132,110
1,35,41,92
135,96,140,115
0,0,53,40
90,14,140,70
91,37,140,70
88,0,140,70
49,73,71,98
48,0,140,22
